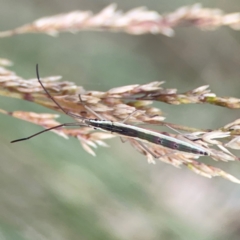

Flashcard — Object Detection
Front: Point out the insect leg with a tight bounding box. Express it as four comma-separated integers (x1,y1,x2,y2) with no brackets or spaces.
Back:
165,124,202,141
136,140,159,158
120,136,128,143
122,110,143,123
78,95,104,120
136,140,194,160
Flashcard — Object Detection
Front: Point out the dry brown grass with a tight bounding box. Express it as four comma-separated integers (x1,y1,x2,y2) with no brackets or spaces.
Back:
1,58,240,183
1,4,240,38
1,4,240,183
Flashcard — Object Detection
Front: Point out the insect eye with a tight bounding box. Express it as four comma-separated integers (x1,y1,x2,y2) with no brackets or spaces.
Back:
198,150,208,156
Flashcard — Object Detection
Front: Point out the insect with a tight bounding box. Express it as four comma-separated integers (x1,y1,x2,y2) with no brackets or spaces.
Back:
11,65,209,157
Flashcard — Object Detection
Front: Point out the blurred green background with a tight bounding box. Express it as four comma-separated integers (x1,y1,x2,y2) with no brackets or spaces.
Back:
1,0,240,239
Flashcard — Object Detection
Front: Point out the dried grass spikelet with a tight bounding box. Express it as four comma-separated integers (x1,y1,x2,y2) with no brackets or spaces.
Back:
1,4,240,38
1,61,240,183
129,138,240,183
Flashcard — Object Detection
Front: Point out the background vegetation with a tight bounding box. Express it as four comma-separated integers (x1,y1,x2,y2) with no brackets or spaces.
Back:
1,0,240,239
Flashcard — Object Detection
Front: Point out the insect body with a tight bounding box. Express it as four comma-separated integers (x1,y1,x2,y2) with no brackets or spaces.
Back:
86,119,209,156
11,65,209,157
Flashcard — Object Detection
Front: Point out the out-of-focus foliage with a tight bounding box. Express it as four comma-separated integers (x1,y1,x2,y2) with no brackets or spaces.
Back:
1,1,240,240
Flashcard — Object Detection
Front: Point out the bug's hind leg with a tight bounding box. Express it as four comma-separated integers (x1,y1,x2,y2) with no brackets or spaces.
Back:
136,140,180,162
165,124,202,142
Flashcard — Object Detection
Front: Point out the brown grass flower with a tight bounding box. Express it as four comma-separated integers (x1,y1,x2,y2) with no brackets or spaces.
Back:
1,60,240,183
1,4,240,38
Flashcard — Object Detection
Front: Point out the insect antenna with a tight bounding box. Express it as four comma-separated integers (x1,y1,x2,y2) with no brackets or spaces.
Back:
11,122,86,143
36,64,84,119
11,65,87,143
